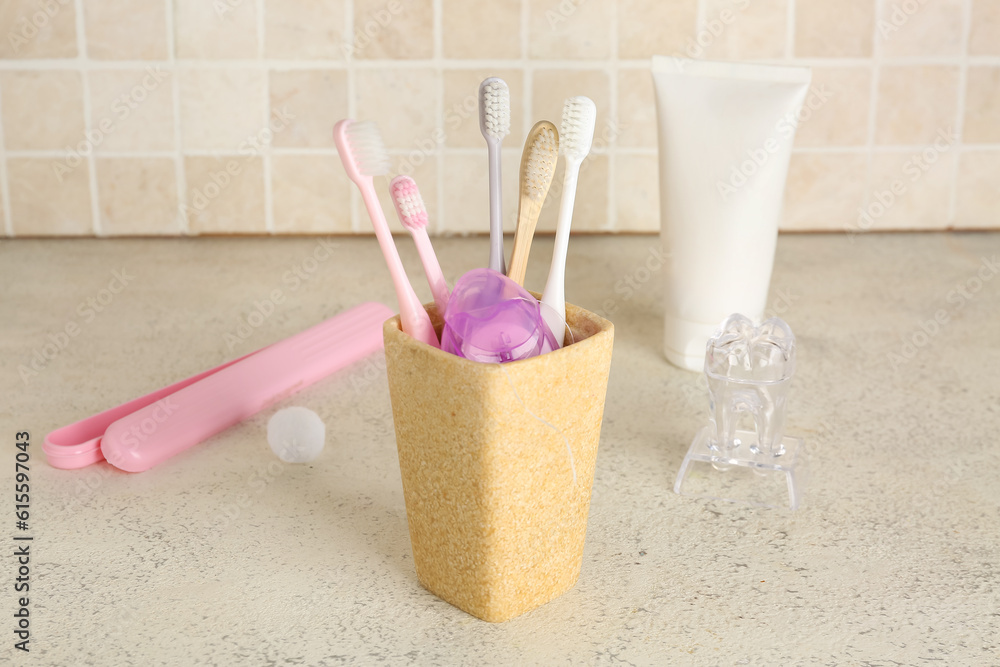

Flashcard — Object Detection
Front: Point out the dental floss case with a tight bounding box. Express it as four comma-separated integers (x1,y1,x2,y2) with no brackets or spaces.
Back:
440,268,557,363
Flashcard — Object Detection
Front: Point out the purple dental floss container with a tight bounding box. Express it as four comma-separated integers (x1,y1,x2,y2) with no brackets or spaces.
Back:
441,268,558,363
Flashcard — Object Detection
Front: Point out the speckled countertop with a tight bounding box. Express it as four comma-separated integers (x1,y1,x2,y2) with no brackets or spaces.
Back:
1,233,998,665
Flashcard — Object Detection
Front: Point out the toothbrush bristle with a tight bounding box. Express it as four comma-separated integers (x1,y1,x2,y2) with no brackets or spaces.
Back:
390,176,429,231
480,78,511,141
560,96,597,159
525,125,558,202
343,120,391,176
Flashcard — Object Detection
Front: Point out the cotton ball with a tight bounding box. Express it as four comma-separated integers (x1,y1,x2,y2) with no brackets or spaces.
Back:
267,407,326,463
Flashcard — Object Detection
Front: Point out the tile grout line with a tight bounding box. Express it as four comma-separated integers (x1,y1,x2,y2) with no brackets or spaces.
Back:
785,0,795,61
521,0,529,64
521,0,531,237
12,143,999,159
0,84,11,237
346,0,359,233
166,0,187,235
606,0,618,232
74,0,100,236
433,0,444,235
862,0,885,223
258,0,275,235
2,55,999,71
695,0,708,36
948,0,975,228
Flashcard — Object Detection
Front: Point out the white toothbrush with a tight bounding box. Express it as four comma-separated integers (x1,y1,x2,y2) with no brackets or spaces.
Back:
479,77,511,274
390,175,449,315
333,119,439,348
540,96,597,348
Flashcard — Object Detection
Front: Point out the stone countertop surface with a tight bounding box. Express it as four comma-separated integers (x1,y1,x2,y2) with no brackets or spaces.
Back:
1,233,998,666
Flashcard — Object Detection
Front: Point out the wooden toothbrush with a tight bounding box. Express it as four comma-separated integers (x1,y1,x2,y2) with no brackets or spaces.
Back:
506,120,559,286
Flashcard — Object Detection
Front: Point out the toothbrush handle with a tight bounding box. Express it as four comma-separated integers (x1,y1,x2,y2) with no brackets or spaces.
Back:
487,142,505,274
359,182,439,347
507,200,539,287
541,164,581,347
413,229,450,315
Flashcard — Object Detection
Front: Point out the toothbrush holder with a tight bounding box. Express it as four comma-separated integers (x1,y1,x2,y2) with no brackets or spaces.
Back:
383,300,614,622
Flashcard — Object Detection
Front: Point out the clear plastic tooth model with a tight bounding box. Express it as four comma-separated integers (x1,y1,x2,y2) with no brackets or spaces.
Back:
705,314,795,460
675,314,806,510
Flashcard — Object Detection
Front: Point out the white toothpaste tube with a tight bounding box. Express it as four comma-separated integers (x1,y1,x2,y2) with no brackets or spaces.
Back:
651,56,811,371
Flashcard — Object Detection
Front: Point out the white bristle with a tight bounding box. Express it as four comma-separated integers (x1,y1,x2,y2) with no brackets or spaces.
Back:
344,121,391,176
395,191,425,226
525,125,558,202
392,178,429,230
481,79,511,140
560,96,597,159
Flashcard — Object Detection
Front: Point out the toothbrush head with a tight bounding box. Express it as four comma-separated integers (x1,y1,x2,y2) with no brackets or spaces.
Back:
522,120,559,204
479,77,511,143
560,96,597,161
333,119,391,183
390,175,429,231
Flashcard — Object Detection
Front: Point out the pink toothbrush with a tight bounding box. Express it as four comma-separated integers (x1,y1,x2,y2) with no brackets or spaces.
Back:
334,119,438,348
390,175,449,315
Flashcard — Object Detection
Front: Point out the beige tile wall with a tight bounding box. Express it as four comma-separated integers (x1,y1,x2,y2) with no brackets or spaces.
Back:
0,0,997,236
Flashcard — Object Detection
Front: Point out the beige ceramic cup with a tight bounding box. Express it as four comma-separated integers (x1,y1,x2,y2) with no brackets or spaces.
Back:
383,301,614,622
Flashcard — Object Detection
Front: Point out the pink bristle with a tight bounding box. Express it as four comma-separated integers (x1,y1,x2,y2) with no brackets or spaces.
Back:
391,176,429,231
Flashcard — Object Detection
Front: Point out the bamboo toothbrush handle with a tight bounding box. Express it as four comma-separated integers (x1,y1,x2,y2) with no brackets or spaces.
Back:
507,197,539,286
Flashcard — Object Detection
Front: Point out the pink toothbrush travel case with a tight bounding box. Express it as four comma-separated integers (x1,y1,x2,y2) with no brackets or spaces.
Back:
43,301,393,472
